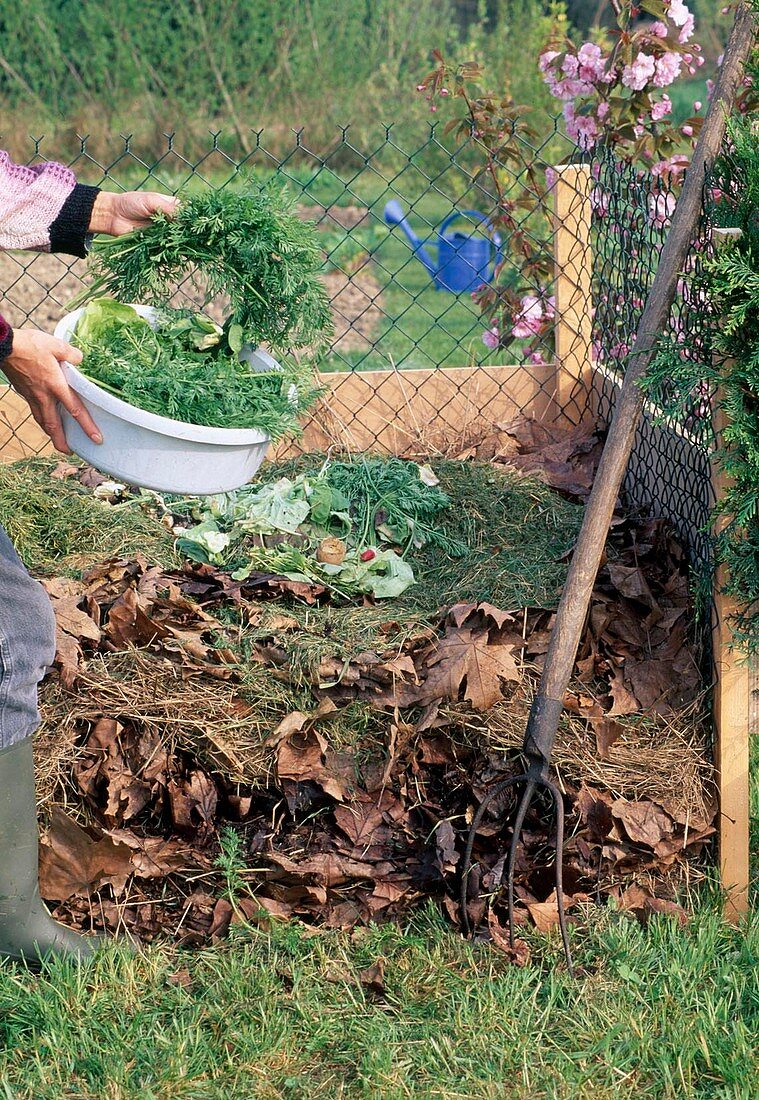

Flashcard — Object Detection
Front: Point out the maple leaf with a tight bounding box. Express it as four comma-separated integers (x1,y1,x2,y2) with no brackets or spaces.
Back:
420,626,521,711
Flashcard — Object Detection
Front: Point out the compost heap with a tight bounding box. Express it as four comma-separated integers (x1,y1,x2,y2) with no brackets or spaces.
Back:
4,425,714,954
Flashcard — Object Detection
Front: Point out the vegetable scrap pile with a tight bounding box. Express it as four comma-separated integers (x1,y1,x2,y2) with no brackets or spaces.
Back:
175,456,461,600
17,444,714,953
70,184,332,433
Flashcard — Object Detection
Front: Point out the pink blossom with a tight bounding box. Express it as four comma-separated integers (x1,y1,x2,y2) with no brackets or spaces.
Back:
544,166,558,191
563,103,600,150
539,51,560,73
650,20,669,37
597,101,610,120
591,186,609,217
511,295,545,340
561,53,579,77
651,94,672,121
440,88,450,97
667,0,691,30
622,52,656,91
609,342,630,360
678,13,695,43
528,351,547,366
552,76,594,99
693,100,702,110
482,325,500,350
654,51,683,87
577,42,608,82
648,191,677,228
416,84,427,92
682,124,693,136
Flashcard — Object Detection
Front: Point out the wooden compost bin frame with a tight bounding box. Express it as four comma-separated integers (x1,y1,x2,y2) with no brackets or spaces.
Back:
0,164,749,913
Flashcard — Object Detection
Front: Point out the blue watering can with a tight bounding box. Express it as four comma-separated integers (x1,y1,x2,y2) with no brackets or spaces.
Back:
383,199,502,294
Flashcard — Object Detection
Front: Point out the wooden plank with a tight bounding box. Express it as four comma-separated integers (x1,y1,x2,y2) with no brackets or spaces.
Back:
277,362,561,457
1,363,568,465
0,387,50,459
553,164,594,427
711,394,751,919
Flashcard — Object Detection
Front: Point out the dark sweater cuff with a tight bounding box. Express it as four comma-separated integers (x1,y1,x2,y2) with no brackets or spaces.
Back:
49,184,101,257
0,316,13,362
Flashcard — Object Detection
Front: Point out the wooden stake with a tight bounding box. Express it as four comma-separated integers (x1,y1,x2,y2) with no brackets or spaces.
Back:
553,164,594,426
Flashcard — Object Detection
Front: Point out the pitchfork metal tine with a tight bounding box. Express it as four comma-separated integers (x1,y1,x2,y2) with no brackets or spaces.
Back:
505,776,537,947
461,769,574,976
460,774,525,936
545,776,574,975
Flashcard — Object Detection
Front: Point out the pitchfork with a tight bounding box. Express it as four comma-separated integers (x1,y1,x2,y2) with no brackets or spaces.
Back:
459,4,757,974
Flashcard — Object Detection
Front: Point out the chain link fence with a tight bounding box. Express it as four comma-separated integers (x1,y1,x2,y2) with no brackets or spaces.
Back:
1,123,573,458
0,124,715,520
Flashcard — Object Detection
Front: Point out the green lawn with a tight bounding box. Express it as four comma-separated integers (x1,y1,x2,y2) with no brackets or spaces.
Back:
0,897,756,1099
0,740,755,1099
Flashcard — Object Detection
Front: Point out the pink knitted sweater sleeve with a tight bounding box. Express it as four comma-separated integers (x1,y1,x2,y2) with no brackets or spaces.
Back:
0,151,100,359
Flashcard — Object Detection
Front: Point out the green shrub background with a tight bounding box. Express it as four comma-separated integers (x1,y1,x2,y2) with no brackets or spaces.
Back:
0,0,723,161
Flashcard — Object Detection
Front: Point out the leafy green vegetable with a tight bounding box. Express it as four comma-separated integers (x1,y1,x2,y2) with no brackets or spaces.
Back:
176,517,231,563
175,457,456,599
74,297,151,345
231,545,415,599
325,456,466,554
72,299,323,436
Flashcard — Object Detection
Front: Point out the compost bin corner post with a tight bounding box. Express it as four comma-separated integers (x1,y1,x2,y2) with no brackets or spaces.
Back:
552,162,594,428
712,387,751,920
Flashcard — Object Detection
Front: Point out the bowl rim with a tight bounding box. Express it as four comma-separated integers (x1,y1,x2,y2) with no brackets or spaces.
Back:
56,305,272,446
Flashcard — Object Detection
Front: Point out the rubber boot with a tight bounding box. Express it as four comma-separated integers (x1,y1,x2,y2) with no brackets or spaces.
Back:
0,737,102,967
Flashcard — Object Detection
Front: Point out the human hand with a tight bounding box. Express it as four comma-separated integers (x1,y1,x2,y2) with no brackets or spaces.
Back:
3,331,101,453
89,191,179,236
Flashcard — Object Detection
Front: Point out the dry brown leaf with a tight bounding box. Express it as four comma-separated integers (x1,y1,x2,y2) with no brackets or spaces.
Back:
39,809,135,901
275,724,346,802
334,802,385,850
106,830,193,878
168,772,218,830
591,717,625,760
487,909,531,965
607,670,641,717
50,461,80,480
420,626,521,711
611,798,675,849
358,959,386,998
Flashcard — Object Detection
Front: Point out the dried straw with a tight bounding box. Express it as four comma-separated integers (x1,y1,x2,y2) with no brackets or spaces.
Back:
36,649,286,802
446,683,715,829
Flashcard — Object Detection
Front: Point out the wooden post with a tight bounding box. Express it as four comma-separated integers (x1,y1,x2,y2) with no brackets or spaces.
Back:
710,228,750,918
553,163,594,426
712,396,751,919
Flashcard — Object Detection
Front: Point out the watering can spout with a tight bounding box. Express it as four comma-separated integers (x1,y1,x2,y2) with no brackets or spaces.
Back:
383,200,438,278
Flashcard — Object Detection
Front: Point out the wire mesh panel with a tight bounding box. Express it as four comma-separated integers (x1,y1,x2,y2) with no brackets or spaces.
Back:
589,147,717,579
